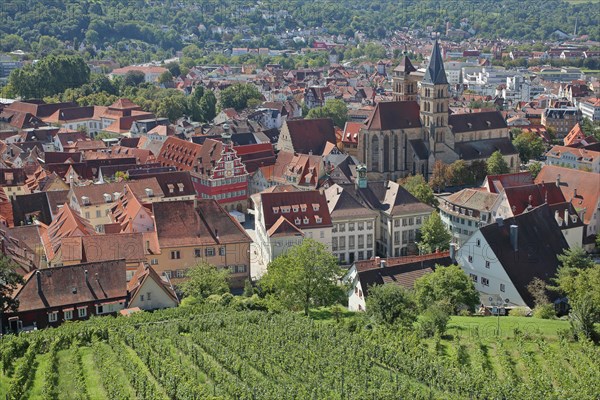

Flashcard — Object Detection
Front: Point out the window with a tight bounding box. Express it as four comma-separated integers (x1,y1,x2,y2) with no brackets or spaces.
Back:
470,274,478,283
349,223,355,231
332,237,338,251
468,255,473,263
408,217,414,225
358,235,364,248
219,246,226,256
48,311,58,323
367,234,373,247
481,277,490,286
147,292,152,301
339,237,346,250
164,271,172,279
485,261,490,269
349,236,355,248
367,250,373,259
394,219,400,227
96,210,101,218
394,231,400,245
96,305,104,314
358,222,364,231
205,248,215,257
194,249,202,258
151,258,158,265
367,221,373,229
170,250,181,259
64,310,73,320
140,295,144,302
339,223,345,232
78,307,87,318
85,212,90,219
500,283,506,292
358,251,364,260
332,224,338,233
176,270,185,278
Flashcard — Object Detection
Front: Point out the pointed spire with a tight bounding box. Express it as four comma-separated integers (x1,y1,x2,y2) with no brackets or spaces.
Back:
423,38,448,85
394,46,417,74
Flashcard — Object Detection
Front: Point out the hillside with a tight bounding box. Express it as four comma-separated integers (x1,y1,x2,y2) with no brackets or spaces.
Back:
1,306,599,399
0,0,598,58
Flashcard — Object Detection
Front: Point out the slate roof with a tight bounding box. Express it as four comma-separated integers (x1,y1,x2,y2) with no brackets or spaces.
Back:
357,252,454,298
454,138,517,160
12,260,127,312
365,101,421,131
448,111,507,133
480,205,568,308
423,39,448,85
534,165,600,225
284,118,337,155
11,192,53,226
393,54,417,74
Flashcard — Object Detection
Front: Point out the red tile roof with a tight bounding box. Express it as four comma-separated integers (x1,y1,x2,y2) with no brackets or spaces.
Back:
284,118,337,155
156,137,203,172
259,190,332,231
365,101,421,131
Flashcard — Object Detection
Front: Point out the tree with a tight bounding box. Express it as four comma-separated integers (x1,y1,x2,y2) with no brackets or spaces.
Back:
366,284,418,326
487,151,510,175
123,70,146,87
199,91,217,122
180,261,230,300
165,61,181,77
158,70,174,85
471,160,488,183
417,211,452,254
400,174,438,207
306,99,348,128
260,239,342,315
429,160,448,193
1,256,24,333
413,264,480,313
528,161,542,179
513,130,545,163
447,160,474,186
156,94,187,121
219,83,263,111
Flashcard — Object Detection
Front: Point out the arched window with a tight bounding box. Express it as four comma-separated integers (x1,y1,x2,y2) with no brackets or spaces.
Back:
371,135,380,171
383,135,390,172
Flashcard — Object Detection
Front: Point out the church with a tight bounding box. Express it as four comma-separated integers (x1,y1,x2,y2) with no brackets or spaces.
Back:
358,40,518,181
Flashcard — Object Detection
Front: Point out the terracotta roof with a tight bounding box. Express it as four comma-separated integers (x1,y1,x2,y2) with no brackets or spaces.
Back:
534,165,600,225
60,233,146,264
153,200,250,248
128,170,196,198
259,190,333,231
11,261,127,312
444,189,499,213
42,204,96,260
127,263,178,304
71,178,163,206
484,172,534,194
547,145,600,163
157,137,203,172
503,183,566,215
284,118,337,155
365,101,421,131
266,216,305,238
342,122,363,144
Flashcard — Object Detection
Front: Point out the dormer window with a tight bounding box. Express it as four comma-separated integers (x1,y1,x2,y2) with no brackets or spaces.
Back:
292,205,299,212
315,216,322,223
281,206,291,213
294,217,301,225
300,204,307,212
103,193,112,203
81,196,90,206
303,217,309,224
273,207,279,214
312,203,320,211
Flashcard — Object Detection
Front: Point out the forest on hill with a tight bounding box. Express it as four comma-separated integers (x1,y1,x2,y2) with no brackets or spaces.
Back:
0,0,598,59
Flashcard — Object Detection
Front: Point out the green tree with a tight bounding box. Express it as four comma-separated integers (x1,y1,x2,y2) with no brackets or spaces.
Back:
1,256,24,333
429,160,449,193
0,34,25,52
180,261,230,301
219,83,263,111
261,239,342,315
487,151,510,175
158,70,174,85
413,265,480,313
528,161,543,179
156,94,187,121
417,211,452,254
199,91,217,122
123,70,146,87
165,61,181,77
366,284,418,326
513,130,545,163
400,174,438,207
447,160,474,186
306,99,348,128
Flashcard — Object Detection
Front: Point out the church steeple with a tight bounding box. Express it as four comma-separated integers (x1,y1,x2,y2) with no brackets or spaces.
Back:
423,39,448,85
420,38,449,133
392,47,418,101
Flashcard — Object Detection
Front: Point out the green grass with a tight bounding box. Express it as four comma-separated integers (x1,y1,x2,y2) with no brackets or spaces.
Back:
80,347,109,400
448,315,570,340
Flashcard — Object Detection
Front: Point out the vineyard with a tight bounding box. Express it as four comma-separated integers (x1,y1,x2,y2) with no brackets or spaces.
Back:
1,306,599,400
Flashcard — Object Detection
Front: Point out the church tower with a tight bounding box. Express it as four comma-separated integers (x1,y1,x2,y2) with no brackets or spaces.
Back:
392,49,419,101
420,38,450,141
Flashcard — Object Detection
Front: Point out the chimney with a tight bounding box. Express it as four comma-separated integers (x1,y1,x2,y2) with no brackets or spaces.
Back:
84,269,88,284
555,174,561,187
449,243,456,262
496,217,504,226
36,270,42,293
564,209,569,226
380,259,386,269
509,225,518,252
374,256,381,266
573,188,577,198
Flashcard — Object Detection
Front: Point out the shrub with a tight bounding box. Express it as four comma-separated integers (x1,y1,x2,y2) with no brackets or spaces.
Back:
509,307,531,317
533,304,556,319
416,305,450,338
